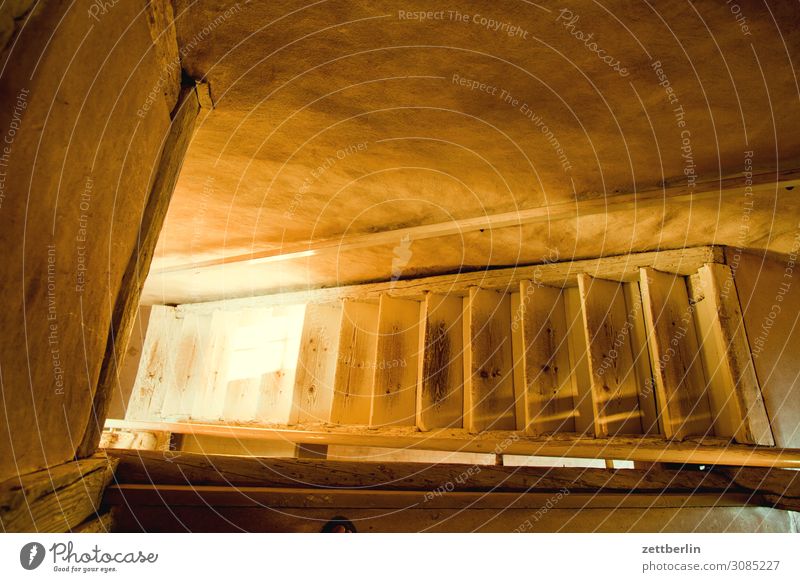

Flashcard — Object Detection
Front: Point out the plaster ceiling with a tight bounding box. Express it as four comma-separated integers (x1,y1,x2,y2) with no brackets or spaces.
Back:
145,0,800,304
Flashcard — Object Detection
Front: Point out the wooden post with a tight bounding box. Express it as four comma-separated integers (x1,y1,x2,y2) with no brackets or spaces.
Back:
76,86,200,457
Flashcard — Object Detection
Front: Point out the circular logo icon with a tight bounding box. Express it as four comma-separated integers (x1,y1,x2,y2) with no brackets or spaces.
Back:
20,542,46,570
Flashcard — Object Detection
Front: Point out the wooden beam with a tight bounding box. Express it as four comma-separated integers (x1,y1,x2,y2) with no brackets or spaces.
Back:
178,246,725,313
106,450,800,512
155,170,800,274
76,86,200,457
0,456,118,532
107,449,732,491
104,419,800,468
104,484,753,510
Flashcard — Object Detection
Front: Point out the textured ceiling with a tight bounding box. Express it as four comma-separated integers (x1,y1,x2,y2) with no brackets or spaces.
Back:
146,0,800,303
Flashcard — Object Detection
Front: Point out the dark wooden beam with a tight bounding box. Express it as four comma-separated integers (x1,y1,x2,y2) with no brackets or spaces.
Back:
75,86,200,459
107,450,800,512
1,455,118,532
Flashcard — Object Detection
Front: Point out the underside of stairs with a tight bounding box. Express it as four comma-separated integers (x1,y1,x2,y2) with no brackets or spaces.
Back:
105,245,791,468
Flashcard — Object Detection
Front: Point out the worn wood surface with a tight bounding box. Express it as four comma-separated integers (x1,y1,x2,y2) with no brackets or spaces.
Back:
693,264,774,445
179,246,725,312
105,419,800,468
623,282,660,435
160,311,209,420
640,268,713,439
417,293,464,430
730,250,800,449
563,287,595,434
1,456,117,532
370,295,421,427
331,301,379,424
578,274,643,436
463,288,517,431
514,282,575,434
124,306,183,421
190,310,235,421
77,85,200,457
291,302,343,424
107,449,732,491
111,503,797,533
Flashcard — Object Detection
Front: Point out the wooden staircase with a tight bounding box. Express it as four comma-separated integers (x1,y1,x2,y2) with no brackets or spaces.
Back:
118,246,777,462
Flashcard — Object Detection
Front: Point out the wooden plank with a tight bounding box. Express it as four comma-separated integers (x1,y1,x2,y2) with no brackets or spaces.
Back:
511,291,526,430
290,302,343,424
563,287,594,435
106,484,752,511
640,268,713,439
515,282,575,434
179,246,725,312
222,310,266,423
176,434,297,457
190,311,236,422
160,312,209,420
99,428,171,451
110,449,736,492
370,296,421,426
0,456,118,532
77,86,200,457
105,419,800,468
108,449,800,513
253,305,305,424
330,301,379,424
110,504,797,533
623,282,660,435
463,288,516,431
692,264,774,445
124,305,183,421
417,293,464,430
578,274,643,436
222,305,305,424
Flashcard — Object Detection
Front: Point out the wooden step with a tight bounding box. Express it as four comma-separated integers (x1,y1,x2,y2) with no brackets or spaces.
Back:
622,282,660,435
125,305,183,421
511,282,575,434
330,300,379,424
370,295,421,427
463,288,516,432
221,305,304,424
417,293,464,430
190,310,236,422
577,274,644,436
689,264,774,445
563,287,595,435
290,302,343,424
640,268,713,439
160,311,211,421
